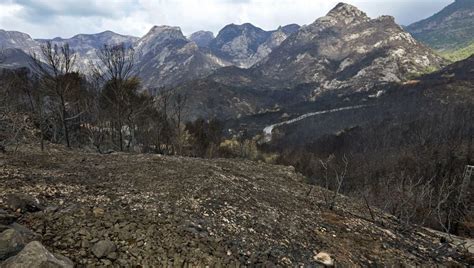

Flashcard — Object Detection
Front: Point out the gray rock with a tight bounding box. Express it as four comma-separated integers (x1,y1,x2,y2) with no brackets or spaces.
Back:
4,194,43,213
106,251,118,260
135,25,225,89
0,229,25,260
1,241,73,268
91,240,116,258
8,223,41,242
101,259,113,266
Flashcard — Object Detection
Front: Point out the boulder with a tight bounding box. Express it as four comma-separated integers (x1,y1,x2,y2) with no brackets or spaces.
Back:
4,194,43,213
1,241,73,268
0,229,25,260
91,240,116,258
8,223,41,242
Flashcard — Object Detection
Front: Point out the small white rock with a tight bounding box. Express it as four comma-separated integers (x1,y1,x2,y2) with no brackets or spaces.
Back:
314,252,334,266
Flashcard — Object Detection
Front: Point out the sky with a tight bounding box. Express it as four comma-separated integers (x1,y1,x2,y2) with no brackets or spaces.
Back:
0,0,453,39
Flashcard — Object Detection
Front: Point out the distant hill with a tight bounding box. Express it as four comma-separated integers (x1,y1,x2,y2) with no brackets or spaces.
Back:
406,0,474,51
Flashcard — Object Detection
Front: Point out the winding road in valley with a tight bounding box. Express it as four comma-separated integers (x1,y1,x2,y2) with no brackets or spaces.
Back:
263,105,370,142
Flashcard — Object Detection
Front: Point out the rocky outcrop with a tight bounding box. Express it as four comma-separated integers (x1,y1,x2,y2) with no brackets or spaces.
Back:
209,23,271,68
255,2,446,92
247,27,295,67
406,0,474,51
134,26,227,88
0,30,39,54
209,23,300,68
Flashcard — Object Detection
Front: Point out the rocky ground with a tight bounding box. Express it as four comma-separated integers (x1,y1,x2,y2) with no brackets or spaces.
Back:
0,145,473,267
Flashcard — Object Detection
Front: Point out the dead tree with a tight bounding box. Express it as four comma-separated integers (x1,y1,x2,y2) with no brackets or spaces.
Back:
30,42,78,148
92,43,136,151
319,154,349,210
171,92,187,155
155,88,174,154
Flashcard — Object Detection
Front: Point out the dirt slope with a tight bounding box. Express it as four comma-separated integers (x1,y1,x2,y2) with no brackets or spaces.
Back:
0,147,472,266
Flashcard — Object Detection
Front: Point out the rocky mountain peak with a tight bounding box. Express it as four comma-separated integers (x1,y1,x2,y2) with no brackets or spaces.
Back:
71,30,122,40
210,23,271,68
134,25,226,88
0,30,38,51
135,25,187,57
278,24,301,35
253,2,446,93
327,2,369,22
144,25,186,43
214,23,268,44
189,31,215,48
0,30,32,41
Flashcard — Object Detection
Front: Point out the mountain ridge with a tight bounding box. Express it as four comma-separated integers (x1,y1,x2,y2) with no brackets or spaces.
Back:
0,22,301,87
406,0,474,51
0,2,450,97
167,2,447,120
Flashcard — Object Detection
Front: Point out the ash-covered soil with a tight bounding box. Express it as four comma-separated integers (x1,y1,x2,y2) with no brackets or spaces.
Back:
0,147,472,267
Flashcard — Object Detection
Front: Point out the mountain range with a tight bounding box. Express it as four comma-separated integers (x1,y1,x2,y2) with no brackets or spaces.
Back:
0,1,471,120
0,21,301,88
170,3,448,120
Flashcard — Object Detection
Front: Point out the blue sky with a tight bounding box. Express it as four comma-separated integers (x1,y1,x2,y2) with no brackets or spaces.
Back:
0,0,453,38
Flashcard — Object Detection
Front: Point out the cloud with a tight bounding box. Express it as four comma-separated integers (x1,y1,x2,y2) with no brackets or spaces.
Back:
0,0,454,39
11,0,138,20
